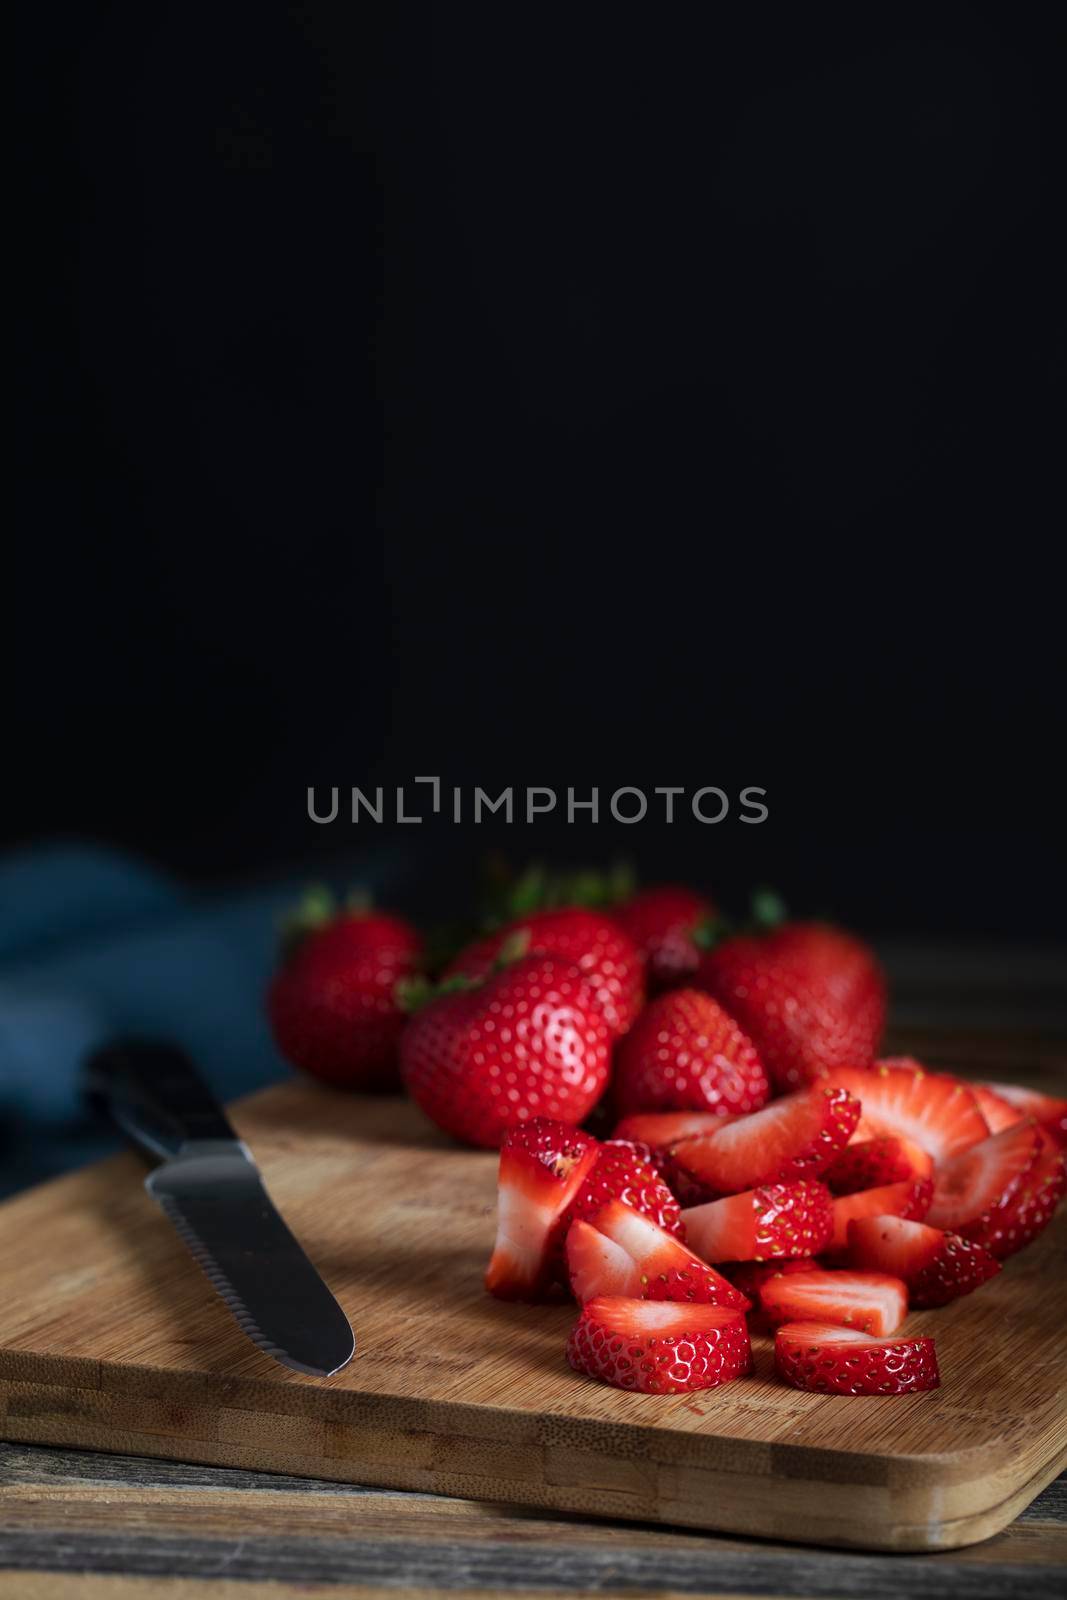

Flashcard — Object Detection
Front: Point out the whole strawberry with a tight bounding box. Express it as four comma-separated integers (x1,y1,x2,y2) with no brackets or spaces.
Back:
612,885,714,993
267,890,422,1090
445,907,644,1037
400,953,612,1147
613,988,770,1118
695,922,885,1093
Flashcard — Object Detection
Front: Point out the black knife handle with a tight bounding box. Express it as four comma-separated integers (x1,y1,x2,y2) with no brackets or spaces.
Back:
85,1039,238,1163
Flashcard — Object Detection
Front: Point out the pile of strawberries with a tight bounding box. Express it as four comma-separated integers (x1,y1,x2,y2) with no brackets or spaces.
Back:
266,882,1067,1398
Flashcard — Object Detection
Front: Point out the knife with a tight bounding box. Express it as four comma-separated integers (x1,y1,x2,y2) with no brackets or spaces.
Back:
85,1039,354,1378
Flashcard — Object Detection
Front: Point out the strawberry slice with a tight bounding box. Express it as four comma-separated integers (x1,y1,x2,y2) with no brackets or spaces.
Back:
567,1296,752,1393
847,1214,1000,1306
669,1085,860,1195
562,1140,683,1239
984,1083,1067,1150
612,1110,737,1147
960,1139,1066,1259
925,1121,1041,1231
774,1321,939,1395
682,1181,833,1262
721,1258,818,1329
759,1268,907,1336
829,1062,988,1162
565,1201,748,1308
827,1177,933,1254
485,1119,599,1299
972,1084,1021,1134
825,1135,933,1195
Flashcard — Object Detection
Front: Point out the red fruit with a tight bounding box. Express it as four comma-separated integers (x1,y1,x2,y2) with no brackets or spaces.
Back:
847,1215,1001,1307
972,1084,1021,1134
401,955,612,1148
983,1083,1067,1149
682,1181,833,1262
828,1061,989,1163
721,1258,817,1328
670,1084,861,1195
567,1296,751,1394
827,1178,933,1254
774,1321,939,1395
760,1268,907,1336
267,905,422,1089
960,1139,1066,1259
825,1135,934,1195
926,1121,1042,1231
694,922,886,1092
485,1119,599,1299
565,1201,747,1308
613,1110,738,1146
446,907,644,1037
612,886,714,993
562,1141,683,1239
613,989,770,1121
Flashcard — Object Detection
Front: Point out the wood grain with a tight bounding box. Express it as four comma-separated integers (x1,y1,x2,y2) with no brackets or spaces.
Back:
0,1064,1065,1554
1,1445,1065,1598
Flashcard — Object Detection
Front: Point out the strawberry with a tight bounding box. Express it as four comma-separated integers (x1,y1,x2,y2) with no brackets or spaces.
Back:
925,1121,1042,1231
721,1258,817,1328
567,1296,751,1394
960,1139,1066,1259
827,1177,933,1254
613,990,770,1120
682,1181,833,1262
613,1110,738,1147
825,1135,934,1195
446,907,644,1038
565,1201,747,1308
847,1215,1001,1306
774,1321,939,1395
982,1083,1067,1150
972,1084,1021,1134
669,1084,861,1195
694,922,886,1092
828,1061,989,1163
759,1268,907,1336
485,1118,599,1299
267,894,422,1090
400,954,612,1148
562,1141,683,1239
612,886,714,993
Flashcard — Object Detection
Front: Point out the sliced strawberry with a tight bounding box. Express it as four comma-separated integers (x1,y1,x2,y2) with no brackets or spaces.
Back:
566,1200,748,1308
682,1181,833,1262
972,1084,1022,1134
985,1083,1067,1149
612,1110,738,1147
759,1268,907,1336
847,1214,1001,1306
485,1119,599,1299
829,1062,988,1162
774,1321,939,1395
926,1121,1042,1231
827,1177,933,1255
567,1296,751,1393
825,1135,933,1195
562,1140,683,1238
721,1258,818,1329
960,1139,1066,1259
669,1085,860,1196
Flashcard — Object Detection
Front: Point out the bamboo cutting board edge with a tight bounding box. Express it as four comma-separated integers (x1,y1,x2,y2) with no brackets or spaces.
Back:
0,1082,1065,1553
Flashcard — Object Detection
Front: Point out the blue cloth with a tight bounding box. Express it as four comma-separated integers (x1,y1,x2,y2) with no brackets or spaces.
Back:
0,844,411,1195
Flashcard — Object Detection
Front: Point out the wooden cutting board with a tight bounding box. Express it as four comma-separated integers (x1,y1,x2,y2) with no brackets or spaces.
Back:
1,1080,1065,1553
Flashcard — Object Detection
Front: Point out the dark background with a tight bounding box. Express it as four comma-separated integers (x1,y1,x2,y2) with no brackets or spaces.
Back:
11,1,1065,936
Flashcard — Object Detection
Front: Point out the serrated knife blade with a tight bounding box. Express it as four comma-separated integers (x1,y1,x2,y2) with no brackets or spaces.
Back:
85,1040,354,1379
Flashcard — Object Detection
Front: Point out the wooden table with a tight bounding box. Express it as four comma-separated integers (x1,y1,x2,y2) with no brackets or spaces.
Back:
2,963,1066,1599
